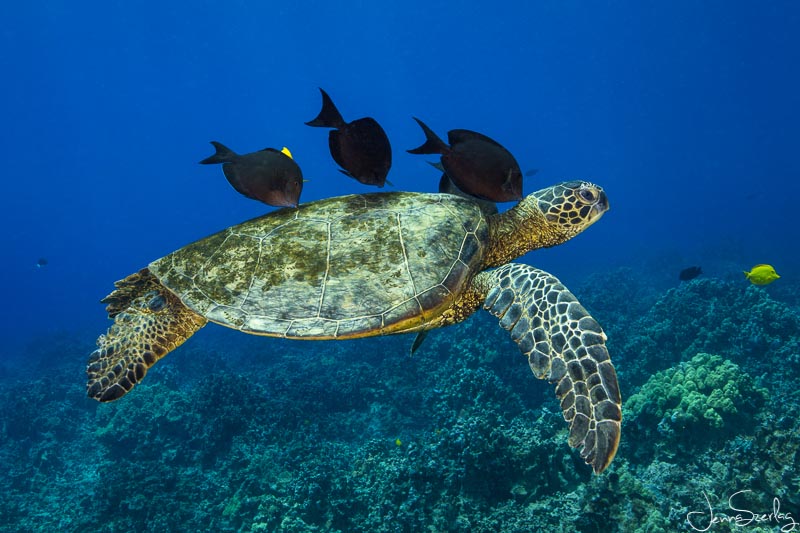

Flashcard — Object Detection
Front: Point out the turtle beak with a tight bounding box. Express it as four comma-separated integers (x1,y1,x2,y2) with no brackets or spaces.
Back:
594,191,609,215
584,191,609,228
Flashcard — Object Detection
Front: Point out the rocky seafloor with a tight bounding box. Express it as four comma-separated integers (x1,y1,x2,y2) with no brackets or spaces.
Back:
1,270,798,532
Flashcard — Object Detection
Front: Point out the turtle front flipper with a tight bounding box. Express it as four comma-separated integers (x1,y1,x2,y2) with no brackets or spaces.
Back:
472,263,621,474
86,269,207,402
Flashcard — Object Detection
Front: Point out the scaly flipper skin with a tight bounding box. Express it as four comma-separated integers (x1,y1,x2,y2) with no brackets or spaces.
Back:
472,263,621,474
86,269,207,402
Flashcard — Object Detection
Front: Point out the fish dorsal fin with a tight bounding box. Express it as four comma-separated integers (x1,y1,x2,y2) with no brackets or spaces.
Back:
259,147,294,159
447,128,504,149
305,88,346,129
752,264,771,269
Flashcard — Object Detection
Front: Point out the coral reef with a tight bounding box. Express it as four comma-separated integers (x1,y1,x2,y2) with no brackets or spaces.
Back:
625,352,769,458
1,272,799,532
579,275,800,392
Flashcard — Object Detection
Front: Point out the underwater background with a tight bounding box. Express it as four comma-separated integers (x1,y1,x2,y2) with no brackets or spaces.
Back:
2,1,799,532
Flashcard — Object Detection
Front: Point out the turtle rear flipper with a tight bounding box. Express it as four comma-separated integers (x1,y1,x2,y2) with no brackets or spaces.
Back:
473,263,622,474
86,269,207,402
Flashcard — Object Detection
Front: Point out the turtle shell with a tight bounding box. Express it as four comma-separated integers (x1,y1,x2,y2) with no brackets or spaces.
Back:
149,192,489,339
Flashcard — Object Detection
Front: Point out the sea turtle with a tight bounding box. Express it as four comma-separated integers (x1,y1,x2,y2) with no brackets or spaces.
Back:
86,181,621,473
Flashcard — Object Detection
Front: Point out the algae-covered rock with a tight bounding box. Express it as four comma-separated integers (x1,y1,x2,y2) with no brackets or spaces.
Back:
619,279,800,385
3,272,800,533
625,352,768,460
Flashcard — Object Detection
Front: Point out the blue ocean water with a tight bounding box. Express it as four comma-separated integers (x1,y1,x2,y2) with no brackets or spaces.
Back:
1,2,799,531
3,1,797,348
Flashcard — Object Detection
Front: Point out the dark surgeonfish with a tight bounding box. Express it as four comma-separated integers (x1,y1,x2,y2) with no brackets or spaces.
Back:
36,257,48,268
407,117,523,202
679,266,702,281
429,161,498,215
305,88,392,187
200,142,304,208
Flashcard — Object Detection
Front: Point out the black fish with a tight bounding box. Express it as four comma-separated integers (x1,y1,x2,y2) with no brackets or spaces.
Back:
200,142,304,208
305,88,392,187
36,257,48,268
679,266,702,281
430,162,499,215
407,117,523,202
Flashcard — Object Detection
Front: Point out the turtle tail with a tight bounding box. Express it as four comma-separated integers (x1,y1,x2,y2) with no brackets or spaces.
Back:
86,269,207,402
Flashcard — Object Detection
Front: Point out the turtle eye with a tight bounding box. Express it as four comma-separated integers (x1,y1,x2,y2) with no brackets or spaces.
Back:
578,188,596,203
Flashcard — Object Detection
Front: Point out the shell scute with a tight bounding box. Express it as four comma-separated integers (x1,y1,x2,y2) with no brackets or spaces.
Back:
150,192,488,338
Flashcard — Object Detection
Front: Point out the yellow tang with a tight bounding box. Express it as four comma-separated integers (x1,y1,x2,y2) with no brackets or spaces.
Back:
744,264,780,285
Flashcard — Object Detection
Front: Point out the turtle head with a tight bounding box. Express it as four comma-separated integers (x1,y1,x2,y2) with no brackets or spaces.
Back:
530,180,608,240
484,180,608,267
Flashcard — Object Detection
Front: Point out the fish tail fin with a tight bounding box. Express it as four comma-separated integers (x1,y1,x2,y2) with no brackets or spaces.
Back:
407,117,448,155
305,88,346,128
743,270,751,279
199,141,237,165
